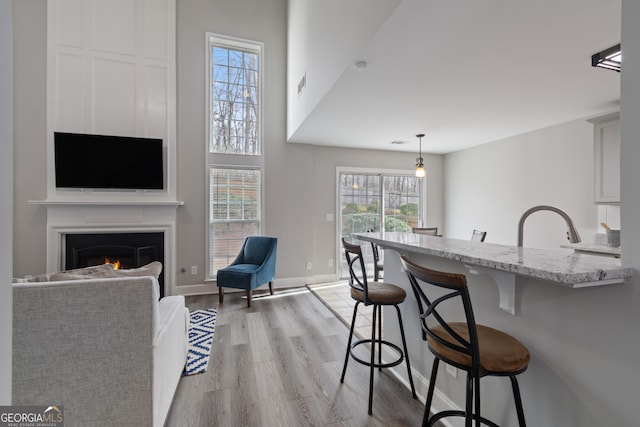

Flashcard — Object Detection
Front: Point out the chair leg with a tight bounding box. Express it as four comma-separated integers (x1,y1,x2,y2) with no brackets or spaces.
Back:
395,305,417,399
423,358,439,427
465,372,473,427
269,281,273,295
369,302,378,415
246,290,252,307
510,376,527,427
474,374,481,427
377,305,382,371
340,302,360,383
218,286,224,304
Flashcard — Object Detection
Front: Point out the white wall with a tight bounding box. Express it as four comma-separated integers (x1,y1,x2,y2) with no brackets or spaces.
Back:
46,0,177,202
621,1,640,262
12,0,48,278
445,118,601,248
0,0,13,405
286,0,399,140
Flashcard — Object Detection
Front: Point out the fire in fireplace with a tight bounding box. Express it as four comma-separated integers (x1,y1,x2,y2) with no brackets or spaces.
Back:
65,232,165,297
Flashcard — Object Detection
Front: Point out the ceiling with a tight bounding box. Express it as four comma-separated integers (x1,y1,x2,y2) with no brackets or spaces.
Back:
287,0,622,154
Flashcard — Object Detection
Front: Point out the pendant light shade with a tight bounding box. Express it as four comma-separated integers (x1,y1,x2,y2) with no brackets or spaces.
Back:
415,133,426,178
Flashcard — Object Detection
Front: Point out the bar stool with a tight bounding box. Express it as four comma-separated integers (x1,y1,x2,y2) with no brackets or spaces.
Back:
340,238,417,415
400,255,529,427
370,242,383,281
470,229,487,242
412,227,439,236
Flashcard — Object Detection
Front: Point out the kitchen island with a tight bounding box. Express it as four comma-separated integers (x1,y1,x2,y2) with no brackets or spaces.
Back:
351,231,634,426
355,231,632,314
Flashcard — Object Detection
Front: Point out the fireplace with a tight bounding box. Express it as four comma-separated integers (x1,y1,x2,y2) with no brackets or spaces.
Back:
65,232,165,297
39,200,181,296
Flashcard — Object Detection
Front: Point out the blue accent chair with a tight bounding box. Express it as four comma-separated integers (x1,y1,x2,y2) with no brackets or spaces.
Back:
216,236,278,307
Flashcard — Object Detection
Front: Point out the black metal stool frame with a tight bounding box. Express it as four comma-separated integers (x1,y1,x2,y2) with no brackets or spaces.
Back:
340,238,417,415
401,255,528,427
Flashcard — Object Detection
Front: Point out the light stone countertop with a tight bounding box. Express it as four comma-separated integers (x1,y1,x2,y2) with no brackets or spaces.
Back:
354,231,632,287
560,241,621,256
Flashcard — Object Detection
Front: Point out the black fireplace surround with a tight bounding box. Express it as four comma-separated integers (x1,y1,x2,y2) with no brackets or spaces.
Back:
65,232,165,297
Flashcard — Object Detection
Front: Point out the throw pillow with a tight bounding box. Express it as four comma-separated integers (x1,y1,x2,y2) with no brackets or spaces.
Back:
48,262,163,282
13,263,116,283
48,264,117,282
110,261,163,280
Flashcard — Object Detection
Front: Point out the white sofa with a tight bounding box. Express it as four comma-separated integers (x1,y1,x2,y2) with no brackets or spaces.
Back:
12,269,188,427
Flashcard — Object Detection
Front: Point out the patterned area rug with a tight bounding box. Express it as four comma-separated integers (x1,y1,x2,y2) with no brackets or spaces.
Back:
183,308,217,376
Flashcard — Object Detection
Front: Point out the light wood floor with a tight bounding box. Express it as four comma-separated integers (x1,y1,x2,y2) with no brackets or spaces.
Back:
164,287,425,427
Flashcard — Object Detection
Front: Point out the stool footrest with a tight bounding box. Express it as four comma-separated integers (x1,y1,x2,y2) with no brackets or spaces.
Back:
428,410,500,427
350,338,404,369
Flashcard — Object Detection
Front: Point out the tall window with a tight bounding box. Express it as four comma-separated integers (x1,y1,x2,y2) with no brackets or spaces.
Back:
207,34,263,280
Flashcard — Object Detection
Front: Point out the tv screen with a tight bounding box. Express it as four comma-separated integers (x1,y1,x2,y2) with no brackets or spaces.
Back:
54,132,164,190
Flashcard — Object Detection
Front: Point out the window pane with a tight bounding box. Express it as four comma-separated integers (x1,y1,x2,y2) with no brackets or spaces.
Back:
209,42,260,156
383,175,421,231
209,167,261,278
340,174,381,237
213,47,229,66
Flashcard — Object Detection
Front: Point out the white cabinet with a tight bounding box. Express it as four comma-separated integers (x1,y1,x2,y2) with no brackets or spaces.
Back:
590,113,620,204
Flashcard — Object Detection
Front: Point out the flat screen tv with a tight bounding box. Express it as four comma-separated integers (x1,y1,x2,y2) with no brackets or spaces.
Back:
54,132,164,190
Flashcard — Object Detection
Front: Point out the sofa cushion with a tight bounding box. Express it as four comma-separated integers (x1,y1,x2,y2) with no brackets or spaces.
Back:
216,263,260,289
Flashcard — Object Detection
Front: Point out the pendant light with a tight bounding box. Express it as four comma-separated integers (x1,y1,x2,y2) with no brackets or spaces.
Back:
415,133,426,178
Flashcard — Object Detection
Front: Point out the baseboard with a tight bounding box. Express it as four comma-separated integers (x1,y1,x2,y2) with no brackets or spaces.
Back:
172,276,326,297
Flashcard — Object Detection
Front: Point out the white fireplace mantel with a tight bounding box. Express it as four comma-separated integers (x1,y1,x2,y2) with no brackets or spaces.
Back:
31,199,184,207
31,199,183,296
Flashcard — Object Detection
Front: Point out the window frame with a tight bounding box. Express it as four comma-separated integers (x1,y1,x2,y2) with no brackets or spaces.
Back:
205,33,265,281
336,167,425,278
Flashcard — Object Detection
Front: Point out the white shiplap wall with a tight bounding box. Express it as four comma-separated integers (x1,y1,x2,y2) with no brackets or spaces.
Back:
46,0,176,200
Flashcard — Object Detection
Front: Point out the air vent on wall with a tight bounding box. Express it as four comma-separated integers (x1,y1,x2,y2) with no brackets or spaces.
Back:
297,72,306,95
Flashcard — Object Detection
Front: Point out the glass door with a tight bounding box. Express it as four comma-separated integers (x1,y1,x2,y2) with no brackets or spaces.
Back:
338,171,422,278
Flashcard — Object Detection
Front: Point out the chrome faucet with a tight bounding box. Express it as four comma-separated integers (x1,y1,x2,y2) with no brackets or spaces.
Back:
517,205,581,247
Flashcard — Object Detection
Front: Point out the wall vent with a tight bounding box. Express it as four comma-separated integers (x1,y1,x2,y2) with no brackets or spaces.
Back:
297,72,306,96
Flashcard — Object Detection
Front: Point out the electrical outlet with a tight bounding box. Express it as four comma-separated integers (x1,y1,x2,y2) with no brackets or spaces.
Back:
446,364,457,378
306,261,312,270
328,258,334,267
191,265,197,275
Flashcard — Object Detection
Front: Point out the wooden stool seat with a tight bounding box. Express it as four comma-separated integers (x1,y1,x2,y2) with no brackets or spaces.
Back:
429,323,530,374
350,282,406,305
